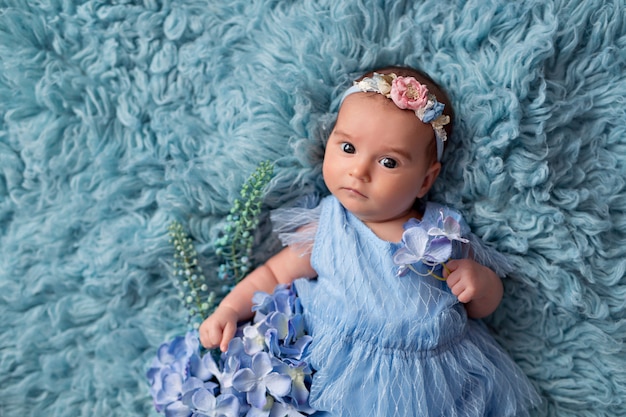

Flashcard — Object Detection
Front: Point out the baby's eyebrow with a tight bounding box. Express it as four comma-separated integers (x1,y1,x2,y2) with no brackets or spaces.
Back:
384,146,413,162
331,129,352,140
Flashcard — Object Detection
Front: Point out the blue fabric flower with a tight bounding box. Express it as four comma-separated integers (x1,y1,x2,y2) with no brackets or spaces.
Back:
244,321,270,355
421,100,445,123
269,402,309,417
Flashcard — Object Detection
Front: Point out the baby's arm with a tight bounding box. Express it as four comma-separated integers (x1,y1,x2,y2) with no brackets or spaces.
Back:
199,246,316,351
443,259,504,319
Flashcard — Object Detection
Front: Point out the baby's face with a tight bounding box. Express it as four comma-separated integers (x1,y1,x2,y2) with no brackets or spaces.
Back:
323,93,440,226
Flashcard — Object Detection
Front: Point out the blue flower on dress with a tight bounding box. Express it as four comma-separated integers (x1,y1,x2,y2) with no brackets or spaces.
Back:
393,225,451,278
393,212,468,280
427,212,469,244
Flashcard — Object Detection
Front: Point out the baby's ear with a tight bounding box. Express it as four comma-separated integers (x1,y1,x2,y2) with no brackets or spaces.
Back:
417,161,441,198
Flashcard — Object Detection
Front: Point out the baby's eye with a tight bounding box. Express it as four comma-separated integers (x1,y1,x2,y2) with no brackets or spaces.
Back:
341,142,356,154
379,157,398,169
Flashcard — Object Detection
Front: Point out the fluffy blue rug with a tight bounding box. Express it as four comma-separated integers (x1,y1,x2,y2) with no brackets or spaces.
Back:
1,0,625,415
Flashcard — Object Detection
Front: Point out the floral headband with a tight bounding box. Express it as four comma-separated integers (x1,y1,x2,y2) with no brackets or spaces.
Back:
340,72,450,161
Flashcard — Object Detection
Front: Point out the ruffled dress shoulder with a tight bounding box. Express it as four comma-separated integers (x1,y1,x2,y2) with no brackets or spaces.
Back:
270,194,322,256
271,195,540,417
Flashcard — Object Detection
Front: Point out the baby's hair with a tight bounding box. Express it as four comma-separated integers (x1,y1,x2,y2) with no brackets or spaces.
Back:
357,66,455,160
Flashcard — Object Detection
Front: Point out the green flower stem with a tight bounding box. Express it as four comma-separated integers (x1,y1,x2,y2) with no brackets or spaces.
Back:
408,263,448,281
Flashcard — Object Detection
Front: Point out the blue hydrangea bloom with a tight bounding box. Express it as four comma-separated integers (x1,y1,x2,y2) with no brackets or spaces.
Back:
149,285,314,416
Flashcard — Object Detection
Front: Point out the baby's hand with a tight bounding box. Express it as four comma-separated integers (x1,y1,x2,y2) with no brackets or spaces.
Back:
443,259,490,303
199,305,239,352
443,258,503,318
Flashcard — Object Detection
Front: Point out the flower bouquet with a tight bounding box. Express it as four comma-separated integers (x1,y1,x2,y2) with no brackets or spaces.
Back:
147,162,316,416
146,285,315,417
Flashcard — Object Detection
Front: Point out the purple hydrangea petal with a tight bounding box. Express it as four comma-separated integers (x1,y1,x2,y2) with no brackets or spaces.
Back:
404,226,429,247
424,237,452,264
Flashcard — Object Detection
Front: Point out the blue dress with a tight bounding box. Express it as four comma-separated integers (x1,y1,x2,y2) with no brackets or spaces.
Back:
272,195,540,417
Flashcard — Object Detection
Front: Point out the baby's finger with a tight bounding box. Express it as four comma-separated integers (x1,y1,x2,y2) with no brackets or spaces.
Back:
203,322,223,349
447,276,465,298
456,287,474,304
199,325,213,348
220,321,237,352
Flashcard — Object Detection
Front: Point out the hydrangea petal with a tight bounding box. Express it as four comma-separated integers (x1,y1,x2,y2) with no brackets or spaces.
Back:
157,372,183,404
270,402,308,417
265,372,292,398
191,388,217,412
251,352,273,377
247,384,268,409
181,376,205,395
424,237,452,264
189,352,219,381
164,400,192,417
402,226,430,254
232,368,257,392
215,394,241,417
267,312,289,339
392,247,421,265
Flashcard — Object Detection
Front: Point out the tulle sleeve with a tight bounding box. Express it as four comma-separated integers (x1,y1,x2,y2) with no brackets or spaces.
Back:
270,194,322,256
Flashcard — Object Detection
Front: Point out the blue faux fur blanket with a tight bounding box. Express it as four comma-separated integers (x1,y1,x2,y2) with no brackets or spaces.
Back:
1,1,624,416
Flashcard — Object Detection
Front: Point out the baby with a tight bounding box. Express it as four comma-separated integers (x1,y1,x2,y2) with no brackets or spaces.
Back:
200,66,540,416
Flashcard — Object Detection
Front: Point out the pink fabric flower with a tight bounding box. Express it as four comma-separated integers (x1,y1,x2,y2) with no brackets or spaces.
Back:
390,77,429,110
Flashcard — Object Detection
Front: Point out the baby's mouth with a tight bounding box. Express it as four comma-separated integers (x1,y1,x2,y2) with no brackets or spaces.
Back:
341,187,367,198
